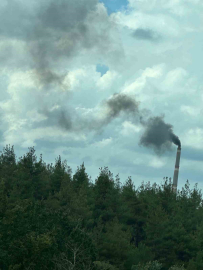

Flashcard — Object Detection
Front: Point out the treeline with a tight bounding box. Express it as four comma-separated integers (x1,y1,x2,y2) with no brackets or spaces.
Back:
0,145,203,270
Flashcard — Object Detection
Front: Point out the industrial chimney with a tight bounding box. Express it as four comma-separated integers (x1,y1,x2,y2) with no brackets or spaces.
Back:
172,145,181,193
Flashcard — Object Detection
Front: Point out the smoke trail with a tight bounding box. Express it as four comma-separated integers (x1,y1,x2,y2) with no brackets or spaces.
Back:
105,93,140,120
44,92,180,154
27,0,98,87
58,93,140,131
102,94,181,153
1,0,118,87
32,90,180,154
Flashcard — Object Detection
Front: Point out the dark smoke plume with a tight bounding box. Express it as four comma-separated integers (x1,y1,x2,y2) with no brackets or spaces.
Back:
27,0,98,87
139,116,181,153
0,0,182,155
103,94,181,153
1,0,117,87
62,93,141,131
33,91,181,154
36,108,72,130
105,93,140,122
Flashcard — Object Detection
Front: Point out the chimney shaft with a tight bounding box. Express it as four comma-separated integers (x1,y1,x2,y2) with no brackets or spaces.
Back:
172,145,181,193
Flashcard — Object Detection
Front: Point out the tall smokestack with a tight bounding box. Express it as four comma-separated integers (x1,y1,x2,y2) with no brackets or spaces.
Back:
172,145,181,194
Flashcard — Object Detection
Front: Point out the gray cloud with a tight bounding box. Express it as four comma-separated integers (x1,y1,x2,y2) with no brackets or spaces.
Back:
35,139,86,151
132,28,162,42
82,156,92,165
181,147,203,162
108,155,165,179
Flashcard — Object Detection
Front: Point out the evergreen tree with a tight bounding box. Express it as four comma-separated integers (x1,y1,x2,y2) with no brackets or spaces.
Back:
93,217,133,270
0,144,203,270
93,167,121,225
0,145,17,198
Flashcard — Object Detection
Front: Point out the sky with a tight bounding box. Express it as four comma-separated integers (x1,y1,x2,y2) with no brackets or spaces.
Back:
1,0,203,191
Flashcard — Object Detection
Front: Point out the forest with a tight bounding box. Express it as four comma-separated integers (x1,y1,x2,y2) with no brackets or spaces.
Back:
0,145,203,270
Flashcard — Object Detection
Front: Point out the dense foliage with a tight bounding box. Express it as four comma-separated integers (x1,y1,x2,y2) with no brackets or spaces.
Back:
0,145,203,270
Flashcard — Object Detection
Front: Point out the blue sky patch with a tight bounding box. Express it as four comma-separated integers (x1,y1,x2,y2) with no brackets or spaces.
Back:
96,64,109,76
100,0,128,15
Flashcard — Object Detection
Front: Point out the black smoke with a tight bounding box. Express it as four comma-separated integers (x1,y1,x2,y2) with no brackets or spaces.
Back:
139,116,181,154
1,0,180,152
43,92,180,154
99,94,181,153
105,93,140,121
1,0,117,87
27,0,98,87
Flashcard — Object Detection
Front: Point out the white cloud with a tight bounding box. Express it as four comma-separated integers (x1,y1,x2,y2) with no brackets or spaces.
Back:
182,128,203,149
65,69,87,90
149,157,166,168
162,68,187,88
92,137,113,148
122,64,164,96
128,0,203,16
120,121,142,136
1,126,87,149
112,9,181,37
96,70,118,90
180,105,202,117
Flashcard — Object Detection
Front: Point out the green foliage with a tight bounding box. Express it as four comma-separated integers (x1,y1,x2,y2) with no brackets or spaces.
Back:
0,179,8,217
0,199,96,270
125,243,154,268
94,261,119,270
94,217,132,269
186,250,203,269
73,162,90,190
93,167,123,227
0,145,203,270
0,145,16,167
169,265,185,270
50,155,70,195
131,260,162,270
